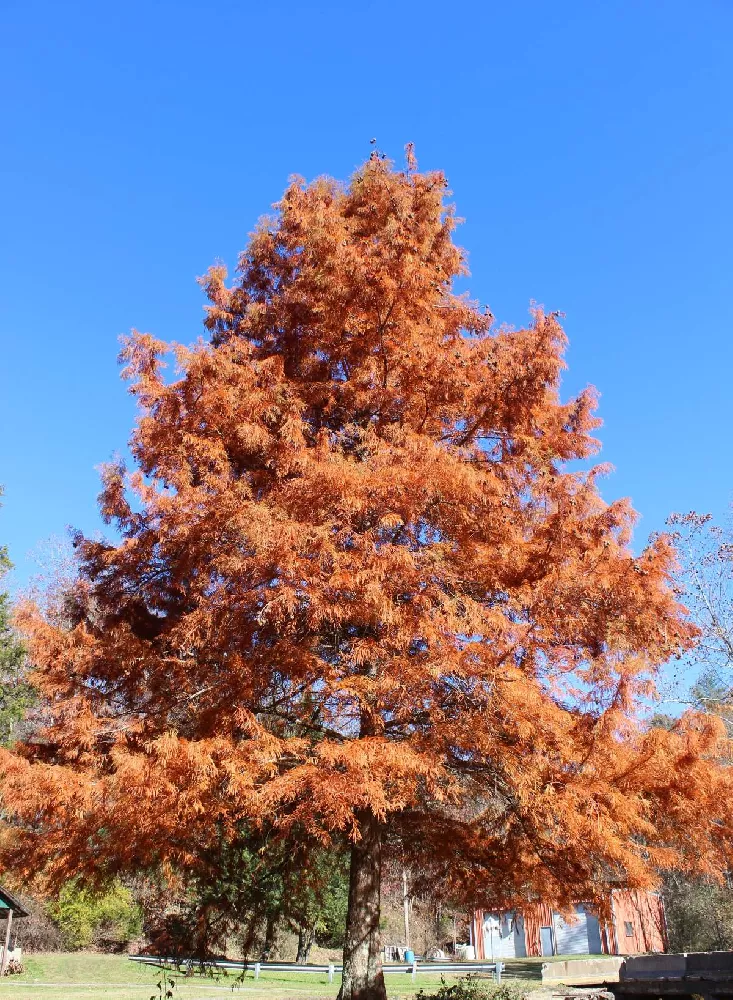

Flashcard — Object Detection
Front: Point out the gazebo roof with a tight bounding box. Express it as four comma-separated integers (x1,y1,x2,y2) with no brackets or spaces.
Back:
0,887,28,918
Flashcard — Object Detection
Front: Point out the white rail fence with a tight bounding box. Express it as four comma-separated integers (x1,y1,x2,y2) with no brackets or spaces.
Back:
129,954,504,984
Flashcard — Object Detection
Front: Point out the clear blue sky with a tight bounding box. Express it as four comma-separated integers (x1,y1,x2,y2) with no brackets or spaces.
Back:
1,0,732,591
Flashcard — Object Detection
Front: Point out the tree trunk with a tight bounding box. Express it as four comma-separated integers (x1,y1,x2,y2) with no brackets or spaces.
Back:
260,913,279,961
296,924,315,964
338,808,386,1000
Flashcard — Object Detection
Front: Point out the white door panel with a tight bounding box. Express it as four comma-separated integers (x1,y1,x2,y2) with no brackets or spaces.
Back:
554,905,591,955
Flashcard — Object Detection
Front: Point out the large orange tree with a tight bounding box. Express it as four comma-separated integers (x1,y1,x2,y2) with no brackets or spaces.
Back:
3,152,733,999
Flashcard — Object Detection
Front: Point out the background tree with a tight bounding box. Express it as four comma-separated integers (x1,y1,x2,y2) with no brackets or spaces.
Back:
284,849,349,964
48,880,142,951
657,663,733,950
667,511,733,689
690,670,733,735
143,827,287,961
0,489,34,746
143,826,348,963
663,869,733,953
2,153,733,1000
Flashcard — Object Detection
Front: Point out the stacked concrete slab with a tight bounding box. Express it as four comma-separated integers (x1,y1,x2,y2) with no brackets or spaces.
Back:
542,951,733,998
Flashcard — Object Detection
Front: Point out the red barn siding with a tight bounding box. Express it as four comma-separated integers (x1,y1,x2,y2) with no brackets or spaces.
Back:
610,890,667,955
523,903,558,956
471,910,483,957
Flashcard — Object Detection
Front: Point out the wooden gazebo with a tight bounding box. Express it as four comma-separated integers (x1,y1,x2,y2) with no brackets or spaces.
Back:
0,887,27,974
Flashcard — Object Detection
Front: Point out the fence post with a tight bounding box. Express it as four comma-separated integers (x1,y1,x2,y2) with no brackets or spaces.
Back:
496,961,503,984
254,962,261,980
328,963,335,983
412,959,417,981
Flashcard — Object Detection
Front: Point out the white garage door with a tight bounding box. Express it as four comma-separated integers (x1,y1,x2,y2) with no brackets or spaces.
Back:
554,905,600,955
483,913,517,959
513,913,527,958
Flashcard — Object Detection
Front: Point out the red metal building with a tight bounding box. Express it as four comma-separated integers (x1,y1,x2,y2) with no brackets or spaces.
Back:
471,890,667,959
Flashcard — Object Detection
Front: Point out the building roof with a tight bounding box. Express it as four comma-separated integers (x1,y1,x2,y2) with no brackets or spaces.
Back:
0,887,28,917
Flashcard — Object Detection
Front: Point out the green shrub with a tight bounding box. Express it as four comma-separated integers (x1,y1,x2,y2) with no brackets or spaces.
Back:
416,977,527,1000
48,880,143,951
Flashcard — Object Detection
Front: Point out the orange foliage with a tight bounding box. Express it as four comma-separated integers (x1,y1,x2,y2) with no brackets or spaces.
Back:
2,151,733,995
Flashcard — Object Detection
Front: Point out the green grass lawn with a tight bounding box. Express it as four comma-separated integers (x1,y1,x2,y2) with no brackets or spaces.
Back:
0,951,558,1000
